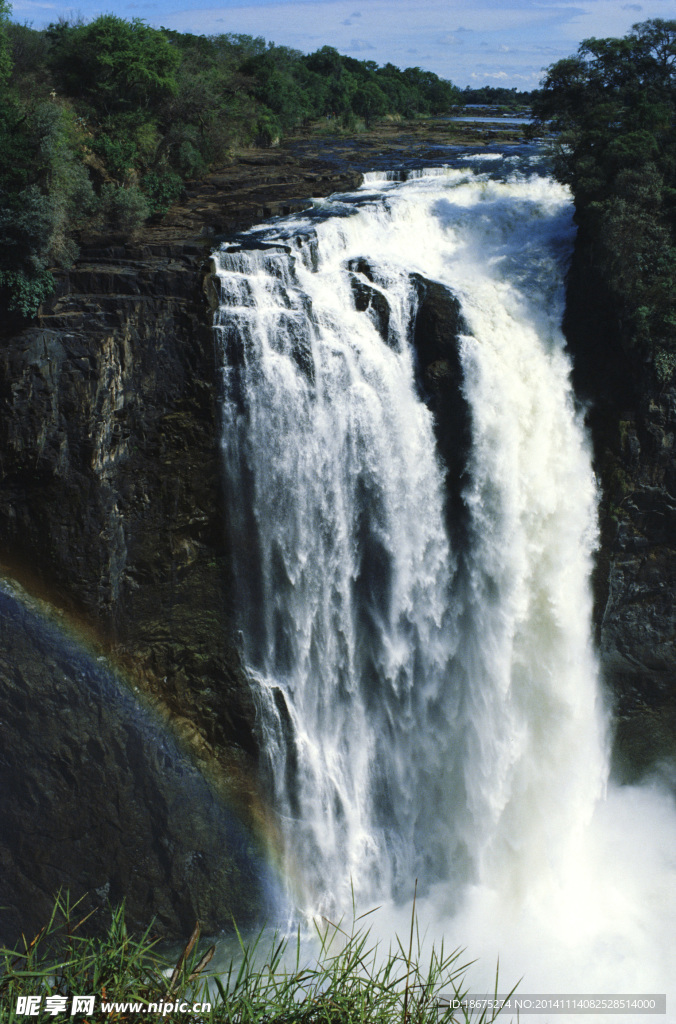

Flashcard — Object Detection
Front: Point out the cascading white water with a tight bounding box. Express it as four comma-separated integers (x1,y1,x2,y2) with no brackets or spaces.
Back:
216,192,458,910
215,155,676,1012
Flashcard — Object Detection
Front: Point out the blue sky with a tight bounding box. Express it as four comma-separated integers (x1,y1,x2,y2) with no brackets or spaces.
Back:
9,0,675,87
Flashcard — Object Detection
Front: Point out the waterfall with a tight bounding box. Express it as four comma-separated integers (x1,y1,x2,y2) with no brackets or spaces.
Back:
214,155,676,1006
216,206,457,910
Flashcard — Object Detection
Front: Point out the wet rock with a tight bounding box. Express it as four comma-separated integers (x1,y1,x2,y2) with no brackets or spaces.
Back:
0,250,258,778
409,273,472,543
0,585,274,946
0,155,365,932
347,269,391,344
564,233,676,782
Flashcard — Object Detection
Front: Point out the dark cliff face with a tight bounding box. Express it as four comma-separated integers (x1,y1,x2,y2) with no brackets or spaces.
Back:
564,233,676,785
0,584,274,944
0,160,362,940
409,274,472,547
3,151,674,939
0,241,258,778
0,162,364,772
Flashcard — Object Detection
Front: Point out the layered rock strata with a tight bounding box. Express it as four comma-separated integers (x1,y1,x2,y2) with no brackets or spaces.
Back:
2,141,674,944
0,157,360,940
564,238,676,785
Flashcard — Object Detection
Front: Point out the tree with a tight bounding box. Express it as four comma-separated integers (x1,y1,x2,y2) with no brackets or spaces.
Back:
0,0,12,86
240,46,314,128
352,80,387,126
533,19,676,206
533,20,676,367
0,100,95,316
48,15,180,115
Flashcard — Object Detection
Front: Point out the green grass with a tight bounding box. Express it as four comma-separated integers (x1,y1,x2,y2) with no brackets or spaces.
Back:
0,893,512,1022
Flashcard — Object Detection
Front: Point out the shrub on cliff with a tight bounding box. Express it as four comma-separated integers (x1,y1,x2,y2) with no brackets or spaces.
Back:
47,15,180,117
0,98,95,316
532,19,676,377
142,169,184,215
0,0,11,87
99,182,151,235
0,12,464,321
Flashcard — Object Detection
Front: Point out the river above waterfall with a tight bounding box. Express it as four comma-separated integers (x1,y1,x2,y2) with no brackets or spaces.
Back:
213,151,676,1019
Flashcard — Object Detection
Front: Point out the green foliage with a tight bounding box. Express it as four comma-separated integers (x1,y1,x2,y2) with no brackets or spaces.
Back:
0,893,511,1023
237,42,459,126
165,125,209,177
48,15,180,115
534,19,676,375
0,0,13,86
6,20,50,97
533,21,676,200
254,109,281,148
352,80,388,126
0,893,212,1021
0,13,462,320
0,99,95,315
99,182,150,234
460,85,535,106
142,169,183,215
0,266,54,316
90,121,140,180
655,348,676,384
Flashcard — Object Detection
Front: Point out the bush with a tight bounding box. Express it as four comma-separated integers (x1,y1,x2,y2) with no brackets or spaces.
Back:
100,182,150,234
0,101,98,317
655,348,676,384
142,170,183,215
92,130,139,181
0,266,54,316
0,0,11,87
48,15,180,116
0,185,58,315
254,110,281,148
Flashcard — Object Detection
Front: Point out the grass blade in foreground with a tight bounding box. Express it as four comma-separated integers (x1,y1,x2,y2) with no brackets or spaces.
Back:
0,894,511,1022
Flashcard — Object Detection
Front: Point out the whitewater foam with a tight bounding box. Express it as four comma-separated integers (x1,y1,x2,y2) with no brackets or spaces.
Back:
214,156,676,1019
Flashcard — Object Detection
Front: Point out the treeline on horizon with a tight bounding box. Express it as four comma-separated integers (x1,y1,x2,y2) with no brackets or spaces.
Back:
1,0,673,377
531,17,676,386
459,85,538,107
0,6,475,317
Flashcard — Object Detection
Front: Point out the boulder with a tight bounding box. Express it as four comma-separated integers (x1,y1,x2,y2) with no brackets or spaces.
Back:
409,273,472,545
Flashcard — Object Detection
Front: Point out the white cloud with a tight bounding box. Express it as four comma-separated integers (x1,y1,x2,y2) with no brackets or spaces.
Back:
34,0,676,88
470,68,541,83
11,0,58,8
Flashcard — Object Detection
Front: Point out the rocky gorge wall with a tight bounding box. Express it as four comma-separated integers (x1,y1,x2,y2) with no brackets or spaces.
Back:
0,155,361,942
564,234,676,787
0,581,274,943
1,143,674,941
